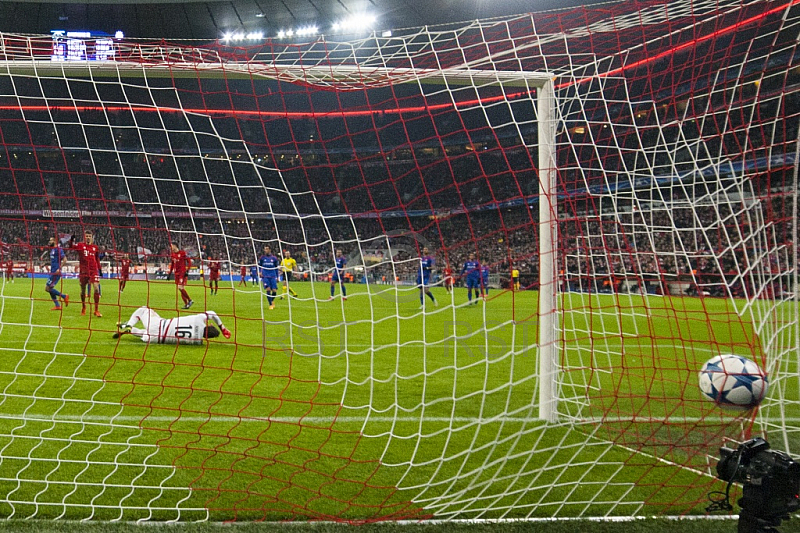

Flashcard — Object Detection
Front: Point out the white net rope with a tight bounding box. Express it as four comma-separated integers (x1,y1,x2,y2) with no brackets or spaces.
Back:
0,0,795,521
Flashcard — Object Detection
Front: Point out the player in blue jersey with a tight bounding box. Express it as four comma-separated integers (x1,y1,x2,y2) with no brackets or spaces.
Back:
480,264,490,300
417,246,437,308
259,245,280,309
329,249,347,301
44,237,69,310
460,252,481,305
250,265,259,286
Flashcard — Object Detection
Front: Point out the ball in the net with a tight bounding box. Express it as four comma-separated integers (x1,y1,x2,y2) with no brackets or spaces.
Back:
698,354,768,411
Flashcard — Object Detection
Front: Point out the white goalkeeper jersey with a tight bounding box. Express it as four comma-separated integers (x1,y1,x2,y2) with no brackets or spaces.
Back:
148,314,207,344
126,307,212,344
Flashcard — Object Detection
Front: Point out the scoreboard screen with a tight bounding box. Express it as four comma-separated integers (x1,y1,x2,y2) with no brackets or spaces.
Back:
50,30,123,61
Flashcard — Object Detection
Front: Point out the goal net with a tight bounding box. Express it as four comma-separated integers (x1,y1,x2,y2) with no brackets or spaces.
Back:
0,0,796,521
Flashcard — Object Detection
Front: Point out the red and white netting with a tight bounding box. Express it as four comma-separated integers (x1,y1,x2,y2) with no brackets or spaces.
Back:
0,0,796,521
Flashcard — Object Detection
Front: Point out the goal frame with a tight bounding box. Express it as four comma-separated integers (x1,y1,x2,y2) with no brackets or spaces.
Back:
1,49,561,421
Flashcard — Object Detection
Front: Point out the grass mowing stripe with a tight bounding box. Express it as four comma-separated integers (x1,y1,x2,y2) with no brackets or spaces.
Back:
0,278,786,521
0,517,745,532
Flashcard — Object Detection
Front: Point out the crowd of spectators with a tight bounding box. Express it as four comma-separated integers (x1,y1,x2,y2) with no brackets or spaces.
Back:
0,187,793,299
559,194,794,297
0,51,793,296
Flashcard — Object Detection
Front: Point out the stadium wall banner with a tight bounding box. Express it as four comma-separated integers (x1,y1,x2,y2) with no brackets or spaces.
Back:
41,210,86,218
150,270,203,281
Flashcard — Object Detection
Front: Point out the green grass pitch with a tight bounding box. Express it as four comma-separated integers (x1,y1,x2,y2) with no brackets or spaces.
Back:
0,275,791,522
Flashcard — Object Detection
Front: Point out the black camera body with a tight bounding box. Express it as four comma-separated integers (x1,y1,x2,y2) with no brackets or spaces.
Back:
715,437,800,533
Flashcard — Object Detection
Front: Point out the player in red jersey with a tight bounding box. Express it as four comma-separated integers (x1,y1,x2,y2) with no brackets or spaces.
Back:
169,243,193,309
118,253,132,293
206,254,221,295
4,260,13,283
71,230,102,317
443,265,454,293
238,265,247,286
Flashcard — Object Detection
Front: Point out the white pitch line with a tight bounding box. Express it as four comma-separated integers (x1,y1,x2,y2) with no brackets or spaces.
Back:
2,413,799,424
0,414,543,424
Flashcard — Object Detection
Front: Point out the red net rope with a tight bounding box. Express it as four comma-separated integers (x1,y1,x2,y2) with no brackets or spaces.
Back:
0,0,796,521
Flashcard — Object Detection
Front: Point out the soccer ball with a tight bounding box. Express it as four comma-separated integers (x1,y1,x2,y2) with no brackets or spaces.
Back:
698,354,768,411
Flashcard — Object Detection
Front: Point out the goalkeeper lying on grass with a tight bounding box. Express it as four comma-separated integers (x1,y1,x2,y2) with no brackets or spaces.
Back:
113,306,231,344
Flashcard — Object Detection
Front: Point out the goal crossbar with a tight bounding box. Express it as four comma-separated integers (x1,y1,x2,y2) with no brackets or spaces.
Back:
0,59,554,86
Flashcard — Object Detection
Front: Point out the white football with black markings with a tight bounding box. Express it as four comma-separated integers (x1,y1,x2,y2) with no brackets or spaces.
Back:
699,354,768,411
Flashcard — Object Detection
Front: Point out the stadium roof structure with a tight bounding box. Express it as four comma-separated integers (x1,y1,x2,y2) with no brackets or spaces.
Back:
0,0,613,40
